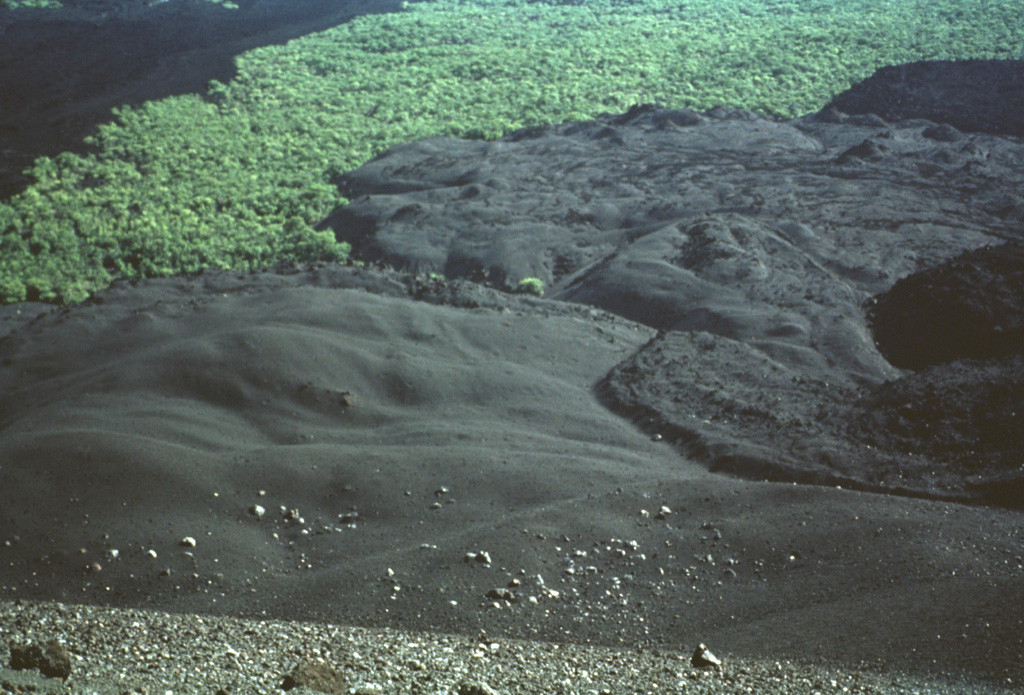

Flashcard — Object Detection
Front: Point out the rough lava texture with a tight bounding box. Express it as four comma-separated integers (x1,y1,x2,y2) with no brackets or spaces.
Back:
826,59,1024,138
868,241,1024,369
327,103,1024,505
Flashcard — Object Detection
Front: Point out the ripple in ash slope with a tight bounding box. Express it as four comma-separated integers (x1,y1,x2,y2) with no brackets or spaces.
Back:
0,271,686,611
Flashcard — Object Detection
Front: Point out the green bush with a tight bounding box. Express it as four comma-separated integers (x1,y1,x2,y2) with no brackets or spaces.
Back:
518,277,545,297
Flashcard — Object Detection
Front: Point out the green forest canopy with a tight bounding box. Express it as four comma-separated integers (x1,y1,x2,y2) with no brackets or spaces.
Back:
2,0,1022,303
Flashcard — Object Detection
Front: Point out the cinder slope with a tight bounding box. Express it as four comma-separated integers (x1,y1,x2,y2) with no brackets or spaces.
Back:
1,266,1022,685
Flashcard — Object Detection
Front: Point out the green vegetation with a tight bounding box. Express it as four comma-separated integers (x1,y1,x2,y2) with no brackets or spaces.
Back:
1,0,62,8
3,0,1022,303
517,277,545,297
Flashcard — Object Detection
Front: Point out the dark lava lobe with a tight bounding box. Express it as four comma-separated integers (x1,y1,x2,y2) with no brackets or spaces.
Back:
868,241,1024,369
826,59,1024,137
327,102,1024,505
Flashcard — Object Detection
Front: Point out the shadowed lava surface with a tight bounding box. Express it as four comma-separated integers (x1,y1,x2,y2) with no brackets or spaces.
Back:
826,59,1024,138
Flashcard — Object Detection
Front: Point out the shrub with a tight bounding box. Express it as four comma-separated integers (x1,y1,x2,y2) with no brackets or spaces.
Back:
518,277,544,297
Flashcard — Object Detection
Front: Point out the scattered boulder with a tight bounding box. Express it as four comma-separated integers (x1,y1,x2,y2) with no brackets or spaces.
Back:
486,588,517,603
9,639,72,679
280,659,348,694
458,681,502,695
349,685,384,695
691,643,722,669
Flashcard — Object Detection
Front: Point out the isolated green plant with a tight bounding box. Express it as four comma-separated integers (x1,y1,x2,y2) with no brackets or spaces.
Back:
518,277,545,297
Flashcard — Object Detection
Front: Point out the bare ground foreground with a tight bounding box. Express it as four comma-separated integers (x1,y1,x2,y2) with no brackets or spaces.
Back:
1,3,1024,688
1,263,1021,693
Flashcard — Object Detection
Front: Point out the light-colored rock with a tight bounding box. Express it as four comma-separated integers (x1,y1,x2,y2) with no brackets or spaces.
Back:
691,643,722,669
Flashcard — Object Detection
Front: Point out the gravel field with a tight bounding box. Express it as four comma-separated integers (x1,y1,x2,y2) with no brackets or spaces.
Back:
0,600,1014,695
